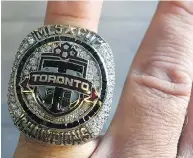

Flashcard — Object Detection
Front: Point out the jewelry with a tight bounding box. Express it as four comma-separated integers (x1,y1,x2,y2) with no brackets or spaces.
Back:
7,25,115,145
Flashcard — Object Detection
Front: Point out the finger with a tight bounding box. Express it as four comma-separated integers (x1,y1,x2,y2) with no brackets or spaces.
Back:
92,2,193,158
178,87,193,157
14,134,100,158
45,1,103,32
14,1,103,158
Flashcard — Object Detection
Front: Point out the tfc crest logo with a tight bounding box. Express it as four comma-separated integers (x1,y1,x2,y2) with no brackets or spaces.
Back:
20,43,99,116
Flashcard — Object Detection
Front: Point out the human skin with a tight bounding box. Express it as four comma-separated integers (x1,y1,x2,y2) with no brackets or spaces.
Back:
14,1,193,158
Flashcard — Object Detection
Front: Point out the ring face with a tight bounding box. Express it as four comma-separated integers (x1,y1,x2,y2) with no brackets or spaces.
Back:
7,25,115,145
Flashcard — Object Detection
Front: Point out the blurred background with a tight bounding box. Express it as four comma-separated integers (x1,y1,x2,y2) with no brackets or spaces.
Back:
2,1,158,157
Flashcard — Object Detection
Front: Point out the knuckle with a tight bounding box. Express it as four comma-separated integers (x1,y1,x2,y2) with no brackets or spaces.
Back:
132,59,192,97
46,10,99,31
148,53,192,84
137,9,193,91
159,1,193,23
48,1,88,20
136,27,193,96
129,71,190,127
148,20,193,82
46,2,99,26
157,2,193,51
153,2,193,67
47,12,89,24
168,1,193,16
158,21,193,63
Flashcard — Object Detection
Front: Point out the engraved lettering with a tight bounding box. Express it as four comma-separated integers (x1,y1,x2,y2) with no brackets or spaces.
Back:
39,75,47,82
31,125,39,138
81,82,89,92
55,25,63,34
32,74,40,82
72,129,81,145
73,79,81,88
56,76,64,84
33,28,47,40
63,132,71,145
15,114,25,125
47,25,55,35
80,127,91,142
53,132,61,145
37,127,42,139
18,117,28,131
48,75,56,83
85,32,95,43
77,28,87,38
65,27,75,36
64,77,73,86
44,130,52,142
91,37,105,49
23,121,31,133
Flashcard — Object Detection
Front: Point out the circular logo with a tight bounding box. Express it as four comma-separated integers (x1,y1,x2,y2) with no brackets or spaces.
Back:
8,25,115,145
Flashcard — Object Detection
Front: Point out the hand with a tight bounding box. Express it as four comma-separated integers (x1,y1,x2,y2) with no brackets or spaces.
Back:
14,1,193,158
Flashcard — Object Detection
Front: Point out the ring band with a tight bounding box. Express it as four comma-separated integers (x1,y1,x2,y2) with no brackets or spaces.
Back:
7,25,115,145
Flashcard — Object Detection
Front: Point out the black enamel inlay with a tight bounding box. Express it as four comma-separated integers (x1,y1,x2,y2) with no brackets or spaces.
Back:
16,36,107,129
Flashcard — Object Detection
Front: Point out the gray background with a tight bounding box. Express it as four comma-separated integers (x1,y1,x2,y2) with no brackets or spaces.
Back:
2,1,157,158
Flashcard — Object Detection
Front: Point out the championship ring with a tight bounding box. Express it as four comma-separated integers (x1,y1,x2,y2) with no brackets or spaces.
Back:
7,25,115,145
